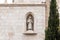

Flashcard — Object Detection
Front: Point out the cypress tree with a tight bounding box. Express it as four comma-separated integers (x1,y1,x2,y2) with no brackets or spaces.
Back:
45,0,59,40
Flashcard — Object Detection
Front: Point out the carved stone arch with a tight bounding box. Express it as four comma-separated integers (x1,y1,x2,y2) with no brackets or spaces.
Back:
26,12,34,31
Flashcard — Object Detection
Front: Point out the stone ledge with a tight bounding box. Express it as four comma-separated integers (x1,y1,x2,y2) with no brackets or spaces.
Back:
23,30,37,35
0,4,46,7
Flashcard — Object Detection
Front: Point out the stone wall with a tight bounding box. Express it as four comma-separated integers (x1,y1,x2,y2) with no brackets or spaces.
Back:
0,6,45,40
14,0,45,4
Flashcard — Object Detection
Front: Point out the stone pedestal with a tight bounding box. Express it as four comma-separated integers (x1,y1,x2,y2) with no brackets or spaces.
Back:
24,30,37,35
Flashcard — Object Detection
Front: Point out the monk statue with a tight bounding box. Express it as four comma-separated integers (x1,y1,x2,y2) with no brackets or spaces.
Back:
27,16,33,30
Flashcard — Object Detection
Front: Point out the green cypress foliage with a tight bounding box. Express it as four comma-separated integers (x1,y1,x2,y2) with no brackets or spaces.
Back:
45,0,59,40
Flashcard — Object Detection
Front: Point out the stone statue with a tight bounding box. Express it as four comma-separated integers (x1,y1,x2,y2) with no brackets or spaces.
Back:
27,16,33,30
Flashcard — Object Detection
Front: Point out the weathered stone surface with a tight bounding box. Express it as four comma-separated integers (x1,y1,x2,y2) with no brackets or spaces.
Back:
1,0,60,40
14,0,46,4
0,6,45,40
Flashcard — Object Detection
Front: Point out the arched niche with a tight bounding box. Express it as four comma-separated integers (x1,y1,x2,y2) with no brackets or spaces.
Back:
26,12,34,31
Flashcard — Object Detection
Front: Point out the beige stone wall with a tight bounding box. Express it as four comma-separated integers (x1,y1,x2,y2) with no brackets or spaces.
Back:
0,0,52,40
45,0,50,28
0,6,45,40
14,0,46,4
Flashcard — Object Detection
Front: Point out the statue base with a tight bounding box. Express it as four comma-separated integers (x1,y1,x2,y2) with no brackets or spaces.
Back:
23,30,37,35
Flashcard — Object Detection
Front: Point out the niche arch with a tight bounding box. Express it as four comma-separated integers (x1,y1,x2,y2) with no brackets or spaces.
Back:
26,12,34,31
